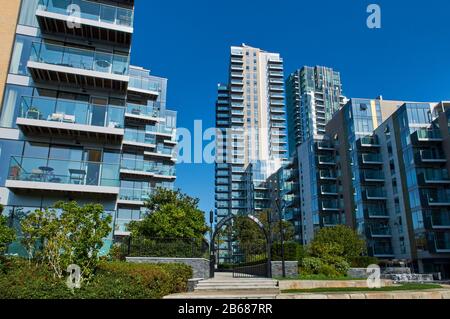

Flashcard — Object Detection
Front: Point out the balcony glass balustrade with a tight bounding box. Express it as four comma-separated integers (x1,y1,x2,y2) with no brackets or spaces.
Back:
362,153,383,163
126,103,159,118
38,0,134,27
319,170,337,179
322,200,341,210
363,170,385,181
124,129,156,145
128,76,161,92
427,190,450,205
372,244,394,256
30,42,129,76
323,215,341,226
19,96,124,128
422,169,450,182
370,226,392,236
360,136,380,146
431,210,450,228
434,233,450,251
8,156,119,187
321,184,339,195
367,205,389,218
416,129,442,140
119,187,151,202
365,188,387,199
420,150,446,162
121,159,175,176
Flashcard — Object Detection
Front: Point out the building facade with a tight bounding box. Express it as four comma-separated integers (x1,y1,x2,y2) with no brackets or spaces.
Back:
0,0,177,254
286,66,345,156
214,44,288,261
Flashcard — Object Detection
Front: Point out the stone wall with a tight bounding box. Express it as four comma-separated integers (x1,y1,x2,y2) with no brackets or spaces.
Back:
271,261,298,278
126,257,210,279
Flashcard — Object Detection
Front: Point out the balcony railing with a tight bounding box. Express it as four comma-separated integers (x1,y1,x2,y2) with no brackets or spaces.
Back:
434,234,450,252
427,190,450,205
318,156,335,165
30,42,129,76
19,96,124,128
367,208,390,218
38,0,134,27
128,76,161,93
126,103,160,118
360,136,380,147
363,170,385,181
420,150,446,162
365,188,387,199
416,129,442,141
319,170,337,180
8,156,119,187
321,200,342,210
431,211,450,228
422,169,450,183
370,226,392,237
121,159,175,176
372,244,394,256
124,129,156,145
119,188,151,202
362,153,383,164
321,184,339,195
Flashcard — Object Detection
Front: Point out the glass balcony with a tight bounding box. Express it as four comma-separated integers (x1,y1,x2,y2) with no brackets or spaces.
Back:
321,200,341,211
19,96,124,129
321,184,339,195
121,159,175,176
416,129,442,141
317,141,334,150
126,103,159,119
363,170,385,181
370,226,392,237
360,136,380,147
128,76,161,94
372,243,394,257
365,188,387,199
434,233,450,252
362,153,383,164
427,190,450,206
319,170,337,180
124,129,156,145
318,156,335,165
420,150,447,163
119,188,151,203
323,215,341,226
367,207,390,218
38,0,134,27
422,169,450,183
7,156,119,187
431,211,450,229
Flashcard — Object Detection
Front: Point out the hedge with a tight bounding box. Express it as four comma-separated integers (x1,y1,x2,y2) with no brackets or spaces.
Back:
0,258,192,299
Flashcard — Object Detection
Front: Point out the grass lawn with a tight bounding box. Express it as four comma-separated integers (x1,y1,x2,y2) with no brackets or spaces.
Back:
282,283,443,294
276,274,366,281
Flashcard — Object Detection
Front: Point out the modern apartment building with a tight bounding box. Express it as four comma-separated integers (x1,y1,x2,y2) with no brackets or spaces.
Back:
0,0,177,254
286,66,345,156
294,96,450,277
214,44,288,261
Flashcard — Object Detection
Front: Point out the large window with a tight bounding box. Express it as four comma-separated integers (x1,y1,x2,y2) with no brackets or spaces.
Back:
18,0,39,27
0,139,24,187
0,85,33,128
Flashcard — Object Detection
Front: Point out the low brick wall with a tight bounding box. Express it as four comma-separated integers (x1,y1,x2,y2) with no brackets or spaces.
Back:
126,257,210,279
271,261,298,278
279,279,394,290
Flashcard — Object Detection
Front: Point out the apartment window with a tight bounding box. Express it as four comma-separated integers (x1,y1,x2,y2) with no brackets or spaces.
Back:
9,35,34,76
19,0,39,27
0,84,33,128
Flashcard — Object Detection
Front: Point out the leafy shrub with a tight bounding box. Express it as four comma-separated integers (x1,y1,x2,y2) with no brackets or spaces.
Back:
301,257,324,275
271,242,306,262
0,258,192,299
318,264,339,277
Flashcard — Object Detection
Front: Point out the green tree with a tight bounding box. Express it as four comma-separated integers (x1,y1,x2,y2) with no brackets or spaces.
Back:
129,188,209,240
311,225,367,260
0,205,15,255
21,202,112,281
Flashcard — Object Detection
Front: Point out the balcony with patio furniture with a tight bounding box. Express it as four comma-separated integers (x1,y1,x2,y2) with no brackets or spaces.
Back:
17,96,124,143
6,156,120,196
28,42,130,91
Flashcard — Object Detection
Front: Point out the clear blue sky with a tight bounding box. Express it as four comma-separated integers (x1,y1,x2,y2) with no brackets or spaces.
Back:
131,0,450,213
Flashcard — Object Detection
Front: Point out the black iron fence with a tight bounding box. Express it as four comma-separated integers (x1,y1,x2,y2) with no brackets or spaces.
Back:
120,237,209,259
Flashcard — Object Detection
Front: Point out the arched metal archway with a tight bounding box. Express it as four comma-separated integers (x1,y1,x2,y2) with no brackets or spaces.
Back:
210,214,272,278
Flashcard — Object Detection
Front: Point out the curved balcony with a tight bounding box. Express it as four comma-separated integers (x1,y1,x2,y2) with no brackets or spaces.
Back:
6,156,120,196
17,96,124,143
36,0,134,46
28,42,129,92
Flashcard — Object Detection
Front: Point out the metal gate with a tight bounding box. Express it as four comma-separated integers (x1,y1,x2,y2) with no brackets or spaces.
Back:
232,242,269,278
